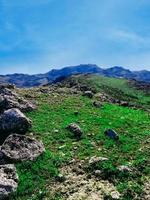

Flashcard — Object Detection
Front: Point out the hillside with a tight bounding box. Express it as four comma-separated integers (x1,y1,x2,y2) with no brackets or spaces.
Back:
0,64,150,87
0,75,148,200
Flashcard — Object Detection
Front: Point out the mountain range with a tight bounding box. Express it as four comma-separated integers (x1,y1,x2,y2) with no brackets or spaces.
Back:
0,64,150,87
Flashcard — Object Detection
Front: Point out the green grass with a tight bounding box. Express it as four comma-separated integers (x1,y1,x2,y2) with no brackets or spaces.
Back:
11,90,150,200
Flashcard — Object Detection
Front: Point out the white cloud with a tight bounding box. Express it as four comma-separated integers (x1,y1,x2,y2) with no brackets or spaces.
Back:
111,29,149,45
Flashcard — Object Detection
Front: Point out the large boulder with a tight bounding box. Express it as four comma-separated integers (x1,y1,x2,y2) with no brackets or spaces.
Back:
0,108,32,143
1,134,45,162
0,164,18,199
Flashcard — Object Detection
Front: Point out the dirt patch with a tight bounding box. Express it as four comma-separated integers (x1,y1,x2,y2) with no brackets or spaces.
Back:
50,159,120,200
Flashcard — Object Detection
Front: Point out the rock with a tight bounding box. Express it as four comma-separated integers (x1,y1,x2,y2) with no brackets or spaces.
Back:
93,101,102,108
83,91,94,98
0,96,5,112
0,85,35,113
0,164,18,199
54,129,59,133
74,111,79,116
110,191,121,199
0,84,15,90
89,156,108,165
117,165,133,173
67,123,83,139
1,134,45,162
120,101,129,107
3,95,35,112
94,170,102,177
104,129,119,140
0,108,32,142
0,148,6,165
55,174,66,182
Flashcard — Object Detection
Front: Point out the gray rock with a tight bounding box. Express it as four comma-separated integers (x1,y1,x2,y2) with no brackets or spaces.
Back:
1,134,45,162
104,129,119,140
83,91,94,98
0,108,32,142
93,101,102,108
94,170,102,177
0,164,18,199
74,111,79,116
0,147,6,165
1,95,35,113
0,96,5,112
55,174,66,182
0,85,35,113
120,101,129,107
67,123,83,139
117,165,133,173
0,84,15,90
89,156,108,165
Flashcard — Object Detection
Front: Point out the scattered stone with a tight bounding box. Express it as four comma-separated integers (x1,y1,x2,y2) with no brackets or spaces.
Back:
89,156,108,165
94,170,102,177
0,164,18,199
67,123,83,139
74,111,79,116
83,91,94,98
54,129,59,133
93,101,102,108
0,108,32,142
51,160,120,200
73,146,78,150
117,165,133,173
55,174,66,183
110,191,121,199
1,134,45,162
104,129,119,140
58,145,66,150
120,101,129,107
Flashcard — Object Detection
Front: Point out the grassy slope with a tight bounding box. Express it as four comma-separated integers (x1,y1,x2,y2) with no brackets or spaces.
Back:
11,76,150,200
70,75,150,108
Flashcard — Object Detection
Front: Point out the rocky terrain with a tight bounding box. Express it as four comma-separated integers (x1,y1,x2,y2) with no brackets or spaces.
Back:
0,84,45,199
0,65,150,87
0,74,149,200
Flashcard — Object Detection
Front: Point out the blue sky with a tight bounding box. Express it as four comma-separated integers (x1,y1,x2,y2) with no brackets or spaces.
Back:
1,0,150,74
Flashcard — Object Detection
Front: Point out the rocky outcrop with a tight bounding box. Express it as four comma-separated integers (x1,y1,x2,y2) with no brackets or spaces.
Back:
0,85,35,113
0,164,18,199
1,134,45,162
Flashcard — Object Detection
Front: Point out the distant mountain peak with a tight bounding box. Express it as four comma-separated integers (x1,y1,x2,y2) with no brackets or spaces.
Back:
0,64,150,87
